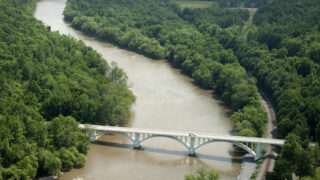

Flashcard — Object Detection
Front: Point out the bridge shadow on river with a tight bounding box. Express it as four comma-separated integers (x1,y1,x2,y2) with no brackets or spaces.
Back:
92,140,243,164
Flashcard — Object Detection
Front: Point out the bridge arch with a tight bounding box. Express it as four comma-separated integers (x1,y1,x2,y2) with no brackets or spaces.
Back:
104,133,190,150
194,140,256,157
139,135,189,149
119,132,135,144
93,131,257,158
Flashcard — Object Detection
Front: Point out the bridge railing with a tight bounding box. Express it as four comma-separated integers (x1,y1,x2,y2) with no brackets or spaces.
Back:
78,124,285,146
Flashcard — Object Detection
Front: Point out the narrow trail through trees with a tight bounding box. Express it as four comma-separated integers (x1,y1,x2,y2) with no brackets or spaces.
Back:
241,8,257,41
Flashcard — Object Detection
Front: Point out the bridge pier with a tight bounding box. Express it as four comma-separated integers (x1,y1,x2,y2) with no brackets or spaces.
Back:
134,133,141,149
90,130,97,141
188,133,196,156
254,143,262,160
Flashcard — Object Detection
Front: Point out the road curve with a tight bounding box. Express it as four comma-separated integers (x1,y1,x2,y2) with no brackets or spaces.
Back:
256,90,278,180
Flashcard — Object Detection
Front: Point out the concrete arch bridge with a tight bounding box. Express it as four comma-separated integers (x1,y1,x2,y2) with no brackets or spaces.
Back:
79,124,285,160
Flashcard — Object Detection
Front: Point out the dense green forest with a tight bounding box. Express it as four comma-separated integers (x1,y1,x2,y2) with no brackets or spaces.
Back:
180,4,250,29
1,0,319,178
190,0,320,178
64,0,267,140
175,0,271,8
236,0,320,178
64,0,320,178
0,0,135,178
179,0,320,178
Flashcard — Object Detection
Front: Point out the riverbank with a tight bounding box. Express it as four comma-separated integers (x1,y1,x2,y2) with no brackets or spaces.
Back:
34,1,241,179
238,8,279,179
238,154,256,180
237,89,277,180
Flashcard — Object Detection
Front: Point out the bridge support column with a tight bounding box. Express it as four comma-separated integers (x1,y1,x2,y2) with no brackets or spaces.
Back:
254,143,262,160
90,130,97,142
134,133,141,149
188,134,195,156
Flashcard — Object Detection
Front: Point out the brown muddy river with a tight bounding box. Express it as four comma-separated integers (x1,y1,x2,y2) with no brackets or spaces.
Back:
34,0,241,179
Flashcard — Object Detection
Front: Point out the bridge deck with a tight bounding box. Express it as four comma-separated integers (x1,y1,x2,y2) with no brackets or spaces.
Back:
79,124,285,145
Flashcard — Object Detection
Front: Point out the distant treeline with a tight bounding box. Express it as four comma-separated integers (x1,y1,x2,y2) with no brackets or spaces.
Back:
0,0,134,178
175,0,271,8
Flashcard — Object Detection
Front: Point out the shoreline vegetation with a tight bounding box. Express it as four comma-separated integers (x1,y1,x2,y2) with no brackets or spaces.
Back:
63,0,269,177
0,0,319,179
63,0,320,179
64,0,268,140
0,0,135,178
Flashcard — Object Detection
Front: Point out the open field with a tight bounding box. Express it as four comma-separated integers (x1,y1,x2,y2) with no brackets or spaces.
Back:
175,1,215,9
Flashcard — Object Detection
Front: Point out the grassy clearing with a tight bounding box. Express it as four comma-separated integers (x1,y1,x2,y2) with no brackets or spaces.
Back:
175,1,215,9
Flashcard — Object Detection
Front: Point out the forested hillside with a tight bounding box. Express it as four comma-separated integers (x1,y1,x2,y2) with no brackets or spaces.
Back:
0,0,135,178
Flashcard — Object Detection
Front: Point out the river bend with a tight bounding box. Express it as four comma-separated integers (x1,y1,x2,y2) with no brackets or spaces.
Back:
34,0,241,179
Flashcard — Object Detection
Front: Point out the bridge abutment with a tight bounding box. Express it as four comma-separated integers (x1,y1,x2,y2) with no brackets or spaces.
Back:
90,130,97,141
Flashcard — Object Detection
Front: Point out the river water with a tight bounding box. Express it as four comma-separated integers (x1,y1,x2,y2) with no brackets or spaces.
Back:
34,0,241,179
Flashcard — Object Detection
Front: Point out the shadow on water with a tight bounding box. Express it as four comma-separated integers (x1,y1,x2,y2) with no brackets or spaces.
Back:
92,140,243,164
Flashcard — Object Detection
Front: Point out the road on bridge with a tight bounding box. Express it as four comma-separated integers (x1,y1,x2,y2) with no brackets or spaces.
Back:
79,124,285,161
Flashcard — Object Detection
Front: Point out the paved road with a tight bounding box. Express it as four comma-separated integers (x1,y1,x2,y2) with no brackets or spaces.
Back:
79,124,285,145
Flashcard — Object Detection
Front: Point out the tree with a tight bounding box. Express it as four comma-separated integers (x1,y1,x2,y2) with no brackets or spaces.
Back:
305,97,320,141
109,62,128,87
38,149,62,176
192,63,213,88
231,105,266,136
266,159,292,180
185,168,220,180
295,149,314,177
281,134,303,163
48,115,89,152
237,128,257,137
59,147,85,169
230,83,258,111
309,42,320,63
216,63,246,95
294,58,313,77
59,148,76,169
275,134,315,178
316,122,320,143
277,119,295,138
281,38,304,57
